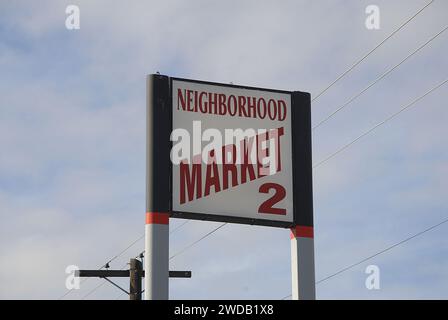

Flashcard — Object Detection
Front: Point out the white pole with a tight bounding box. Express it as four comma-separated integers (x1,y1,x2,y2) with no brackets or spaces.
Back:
290,226,316,300
145,212,169,300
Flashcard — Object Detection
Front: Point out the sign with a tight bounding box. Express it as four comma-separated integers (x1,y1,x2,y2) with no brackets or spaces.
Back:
147,75,313,228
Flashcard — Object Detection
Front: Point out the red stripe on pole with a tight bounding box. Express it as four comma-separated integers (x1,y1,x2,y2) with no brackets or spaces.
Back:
146,212,169,225
290,226,314,239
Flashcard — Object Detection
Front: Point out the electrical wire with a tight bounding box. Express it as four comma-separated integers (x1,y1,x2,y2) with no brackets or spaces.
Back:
169,223,227,260
311,0,435,102
112,222,226,300
170,220,190,235
75,220,191,300
281,215,448,300
82,261,129,300
313,25,448,129
313,78,448,169
57,234,144,300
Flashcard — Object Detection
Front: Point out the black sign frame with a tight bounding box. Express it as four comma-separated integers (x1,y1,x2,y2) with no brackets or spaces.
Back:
146,74,313,229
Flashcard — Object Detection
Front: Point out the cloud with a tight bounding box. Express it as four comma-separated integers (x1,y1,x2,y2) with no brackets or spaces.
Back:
0,0,447,299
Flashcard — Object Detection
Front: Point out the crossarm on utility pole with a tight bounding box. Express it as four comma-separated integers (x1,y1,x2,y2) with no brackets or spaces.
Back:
75,257,191,301
76,270,192,278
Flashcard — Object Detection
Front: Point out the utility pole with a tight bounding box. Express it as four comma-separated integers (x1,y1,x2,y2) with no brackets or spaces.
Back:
129,258,142,300
76,258,191,300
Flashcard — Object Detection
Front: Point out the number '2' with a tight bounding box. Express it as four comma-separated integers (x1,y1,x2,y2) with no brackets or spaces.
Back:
258,183,286,215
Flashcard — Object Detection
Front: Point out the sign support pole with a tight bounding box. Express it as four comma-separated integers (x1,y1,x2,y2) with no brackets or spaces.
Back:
145,213,169,300
290,92,315,300
145,74,171,300
290,226,315,300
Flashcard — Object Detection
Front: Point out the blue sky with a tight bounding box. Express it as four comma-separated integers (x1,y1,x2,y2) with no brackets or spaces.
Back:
0,0,447,299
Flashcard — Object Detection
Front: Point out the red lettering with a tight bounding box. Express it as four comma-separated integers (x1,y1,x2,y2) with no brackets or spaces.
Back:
186,90,194,111
177,89,288,121
241,137,256,184
222,144,238,190
238,96,248,117
267,99,277,120
204,151,221,196
269,127,284,173
257,131,269,177
218,94,226,115
228,95,237,116
247,97,256,118
177,89,187,111
199,92,208,113
180,160,202,204
258,183,286,215
278,100,287,121
177,127,286,205
257,98,267,119
208,92,218,114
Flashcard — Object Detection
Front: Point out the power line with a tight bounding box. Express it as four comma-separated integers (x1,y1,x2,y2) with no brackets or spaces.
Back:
280,79,448,300
313,25,448,129
169,223,227,260
281,215,448,300
101,235,145,268
110,222,227,300
281,79,447,299
170,220,190,234
76,220,191,300
82,248,148,300
58,277,90,300
133,220,192,259
57,234,144,300
82,261,129,300
313,78,448,169
281,293,291,300
60,220,188,299
311,0,434,102
82,281,108,300
316,217,448,284
118,221,226,298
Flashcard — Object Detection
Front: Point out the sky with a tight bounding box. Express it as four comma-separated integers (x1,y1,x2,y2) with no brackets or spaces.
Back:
0,0,447,299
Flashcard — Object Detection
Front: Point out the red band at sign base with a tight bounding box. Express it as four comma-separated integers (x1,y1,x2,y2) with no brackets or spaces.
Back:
290,226,314,239
146,212,170,225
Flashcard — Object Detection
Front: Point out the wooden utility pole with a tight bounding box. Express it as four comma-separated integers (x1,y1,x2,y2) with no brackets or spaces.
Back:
129,258,142,300
76,258,191,300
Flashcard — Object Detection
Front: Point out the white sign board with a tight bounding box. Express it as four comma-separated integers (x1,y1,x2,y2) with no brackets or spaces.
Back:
171,79,294,225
